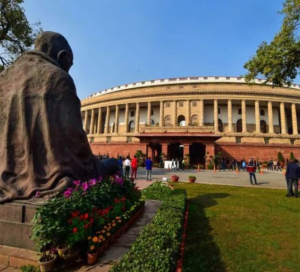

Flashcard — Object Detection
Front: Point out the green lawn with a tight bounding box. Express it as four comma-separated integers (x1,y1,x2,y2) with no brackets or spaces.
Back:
171,183,300,272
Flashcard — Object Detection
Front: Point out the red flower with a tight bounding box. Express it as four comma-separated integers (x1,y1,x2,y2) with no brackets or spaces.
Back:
73,227,78,233
114,198,120,203
71,211,80,218
84,224,89,229
68,219,72,225
90,217,94,223
84,213,89,219
121,197,126,203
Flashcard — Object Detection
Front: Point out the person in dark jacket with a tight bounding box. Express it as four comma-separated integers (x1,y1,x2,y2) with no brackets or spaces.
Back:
285,160,300,197
247,159,257,185
145,157,152,181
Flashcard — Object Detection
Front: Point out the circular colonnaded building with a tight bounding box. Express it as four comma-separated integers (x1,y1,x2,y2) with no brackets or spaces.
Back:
81,76,300,165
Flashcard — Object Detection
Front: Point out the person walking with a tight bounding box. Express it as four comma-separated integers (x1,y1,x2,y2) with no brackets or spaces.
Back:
124,156,131,179
131,155,138,180
118,156,124,176
246,159,257,185
285,159,300,198
145,157,152,181
182,158,185,170
176,158,179,170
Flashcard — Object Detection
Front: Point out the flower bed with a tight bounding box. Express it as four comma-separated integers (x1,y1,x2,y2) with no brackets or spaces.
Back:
31,175,143,266
110,182,186,272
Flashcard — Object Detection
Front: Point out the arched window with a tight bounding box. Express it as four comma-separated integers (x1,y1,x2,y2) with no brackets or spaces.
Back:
218,119,223,132
128,121,135,132
191,115,198,126
130,111,135,117
236,119,242,132
213,119,223,132
218,108,221,114
177,115,186,126
164,115,171,126
238,108,242,115
260,120,267,133
260,110,265,116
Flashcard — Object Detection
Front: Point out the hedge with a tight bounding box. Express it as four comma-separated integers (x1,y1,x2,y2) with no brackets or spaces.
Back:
110,182,186,272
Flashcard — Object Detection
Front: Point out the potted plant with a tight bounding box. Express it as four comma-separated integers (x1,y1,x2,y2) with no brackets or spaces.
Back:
188,175,196,183
171,175,179,182
87,235,99,265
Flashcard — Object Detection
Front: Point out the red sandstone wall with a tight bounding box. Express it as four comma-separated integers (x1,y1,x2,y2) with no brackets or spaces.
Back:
216,144,300,162
90,143,147,158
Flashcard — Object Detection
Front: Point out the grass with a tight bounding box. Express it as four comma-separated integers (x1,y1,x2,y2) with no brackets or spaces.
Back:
171,182,300,272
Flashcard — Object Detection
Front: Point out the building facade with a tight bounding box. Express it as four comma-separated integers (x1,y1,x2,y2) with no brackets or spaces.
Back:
81,76,300,163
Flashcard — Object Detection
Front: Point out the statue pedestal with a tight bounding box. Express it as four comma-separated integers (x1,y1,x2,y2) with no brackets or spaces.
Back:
0,199,44,250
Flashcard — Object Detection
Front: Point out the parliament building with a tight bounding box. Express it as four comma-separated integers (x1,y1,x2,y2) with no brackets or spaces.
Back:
81,76,300,165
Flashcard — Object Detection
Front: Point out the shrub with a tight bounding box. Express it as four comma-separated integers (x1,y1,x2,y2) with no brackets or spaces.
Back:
111,186,186,272
290,152,295,161
188,175,196,179
142,181,172,201
278,152,284,163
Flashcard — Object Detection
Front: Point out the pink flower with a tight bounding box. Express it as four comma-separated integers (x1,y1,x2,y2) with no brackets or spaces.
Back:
115,177,124,186
82,182,89,191
98,176,103,182
73,180,80,186
89,179,97,186
63,187,73,198
35,191,41,197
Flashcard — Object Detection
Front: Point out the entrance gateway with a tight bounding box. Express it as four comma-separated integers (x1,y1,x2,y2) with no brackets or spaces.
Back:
136,132,221,166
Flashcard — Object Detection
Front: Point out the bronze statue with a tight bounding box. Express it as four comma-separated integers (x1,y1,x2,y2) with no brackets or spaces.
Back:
0,31,118,203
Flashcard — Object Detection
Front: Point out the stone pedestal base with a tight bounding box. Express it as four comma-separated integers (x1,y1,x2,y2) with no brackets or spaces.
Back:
0,199,43,250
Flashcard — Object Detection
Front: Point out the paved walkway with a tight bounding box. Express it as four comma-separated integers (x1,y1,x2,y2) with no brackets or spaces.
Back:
135,167,287,190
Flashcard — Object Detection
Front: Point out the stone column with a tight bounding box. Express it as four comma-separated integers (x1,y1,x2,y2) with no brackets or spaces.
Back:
124,104,129,133
83,110,88,132
242,100,247,133
89,109,95,134
268,102,274,134
199,100,204,126
159,101,164,126
280,102,286,134
135,102,140,133
292,103,298,135
97,108,102,134
114,105,119,134
214,99,218,132
104,106,110,134
147,102,151,125
255,100,260,133
173,100,177,126
227,100,232,132
186,100,190,126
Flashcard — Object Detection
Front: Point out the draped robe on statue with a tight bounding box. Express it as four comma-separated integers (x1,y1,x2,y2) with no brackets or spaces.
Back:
0,51,107,203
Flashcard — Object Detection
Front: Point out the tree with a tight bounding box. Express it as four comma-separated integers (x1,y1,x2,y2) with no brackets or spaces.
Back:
290,151,296,160
0,0,42,71
244,0,300,87
278,151,285,163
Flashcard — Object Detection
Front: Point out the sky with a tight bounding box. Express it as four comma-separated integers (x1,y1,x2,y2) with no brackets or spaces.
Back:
23,0,288,100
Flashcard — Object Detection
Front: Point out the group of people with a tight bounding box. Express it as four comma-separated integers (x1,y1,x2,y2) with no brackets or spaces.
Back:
117,156,153,181
215,158,262,172
267,159,283,171
170,158,186,170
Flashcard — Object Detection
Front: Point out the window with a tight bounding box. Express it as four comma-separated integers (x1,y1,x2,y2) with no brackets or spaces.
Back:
236,119,242,132
264,137,270,144
178,115,186,126
238,108,242,115
260,120,267,133
164,115,171,126
179,102,184,107
151,110,154,115
192,101,197,107
236,137,241,144
218,108,221,114
165,102,170,108
130,111,135,117
128,121,135,132
291,139,295,145
191,115,198,126
260,109,265,116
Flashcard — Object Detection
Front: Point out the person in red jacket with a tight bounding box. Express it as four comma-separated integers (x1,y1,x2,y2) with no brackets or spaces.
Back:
131,155,138,180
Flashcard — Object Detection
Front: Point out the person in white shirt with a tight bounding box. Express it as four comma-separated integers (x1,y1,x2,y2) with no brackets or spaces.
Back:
124,156,131,178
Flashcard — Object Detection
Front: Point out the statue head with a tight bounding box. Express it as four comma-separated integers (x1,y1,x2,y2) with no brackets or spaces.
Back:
34,31,73,72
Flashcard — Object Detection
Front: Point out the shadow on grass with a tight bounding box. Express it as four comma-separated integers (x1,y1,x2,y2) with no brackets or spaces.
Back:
183,193,230,272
